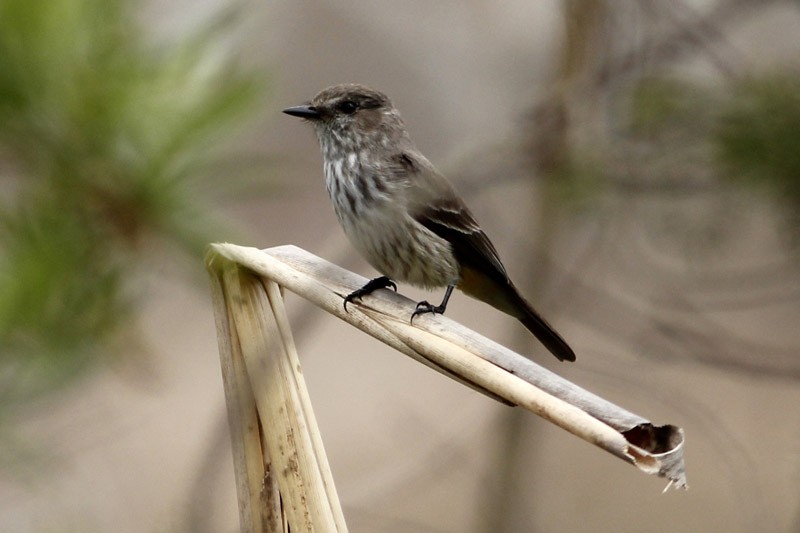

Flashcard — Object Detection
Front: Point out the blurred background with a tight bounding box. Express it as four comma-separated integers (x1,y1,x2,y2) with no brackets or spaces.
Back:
1,0,799,531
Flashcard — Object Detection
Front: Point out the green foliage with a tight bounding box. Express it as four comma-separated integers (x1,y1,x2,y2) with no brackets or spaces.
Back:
628,76,714,138
620,73,800,245
716,75,800,208
552,72,800,255
0,0,264,401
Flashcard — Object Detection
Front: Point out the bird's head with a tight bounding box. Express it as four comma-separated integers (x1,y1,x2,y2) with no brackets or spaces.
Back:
283,84,409,152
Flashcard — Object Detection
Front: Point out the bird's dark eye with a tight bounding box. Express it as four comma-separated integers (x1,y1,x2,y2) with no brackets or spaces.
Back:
338,100,358,115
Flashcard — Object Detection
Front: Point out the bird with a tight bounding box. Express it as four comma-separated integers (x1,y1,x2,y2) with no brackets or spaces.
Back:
283,84,575,362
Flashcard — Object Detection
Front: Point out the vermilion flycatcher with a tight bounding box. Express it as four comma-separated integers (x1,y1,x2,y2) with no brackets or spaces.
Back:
284,84,575,362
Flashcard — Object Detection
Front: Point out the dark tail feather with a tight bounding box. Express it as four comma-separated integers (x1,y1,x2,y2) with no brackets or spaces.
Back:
504,281,575,362
457,266,576,362
517,305,576,362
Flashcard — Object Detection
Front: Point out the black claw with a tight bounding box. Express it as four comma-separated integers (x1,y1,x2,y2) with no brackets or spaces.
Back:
343,276,396,312
410,300,446,323
343,293,358,312
410,284,454,323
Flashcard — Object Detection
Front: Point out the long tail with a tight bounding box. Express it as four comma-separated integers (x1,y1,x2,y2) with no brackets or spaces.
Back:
459,269,575,362
514,292,576,362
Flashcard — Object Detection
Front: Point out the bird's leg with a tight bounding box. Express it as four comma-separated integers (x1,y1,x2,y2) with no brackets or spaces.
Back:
344,276,397,311
411,284,454,322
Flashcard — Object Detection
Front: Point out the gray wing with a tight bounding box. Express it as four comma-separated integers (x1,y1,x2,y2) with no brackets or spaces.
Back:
414,196,511,287
395,150,510,283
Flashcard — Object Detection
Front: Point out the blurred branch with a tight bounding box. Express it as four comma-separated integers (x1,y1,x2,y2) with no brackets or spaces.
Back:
596,0,758,86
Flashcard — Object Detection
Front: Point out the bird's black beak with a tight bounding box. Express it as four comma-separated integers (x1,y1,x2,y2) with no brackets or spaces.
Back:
282,104,320,120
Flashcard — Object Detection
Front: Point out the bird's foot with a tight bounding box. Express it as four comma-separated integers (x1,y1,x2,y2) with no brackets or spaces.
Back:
344,276,397,311
410,300,446,323
410,285,454,323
